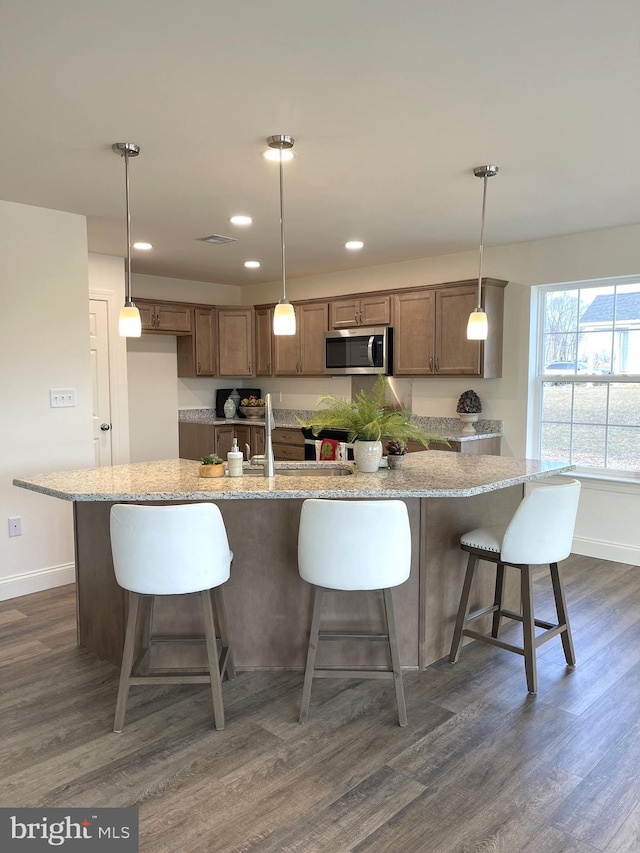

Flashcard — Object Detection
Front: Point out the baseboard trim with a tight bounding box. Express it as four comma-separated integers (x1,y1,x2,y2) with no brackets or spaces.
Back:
572,536,640,567
0,563,75,601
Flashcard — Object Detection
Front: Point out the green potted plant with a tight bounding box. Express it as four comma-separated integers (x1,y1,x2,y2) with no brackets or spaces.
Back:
298,376,448,472
199,453,225,478
456,389,482,434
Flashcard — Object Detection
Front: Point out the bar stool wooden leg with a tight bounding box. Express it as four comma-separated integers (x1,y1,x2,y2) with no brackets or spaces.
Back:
492,563,506,638
201,590,225,731
212,588,236,681
520,565,537,694
449,554,478,663
383,588,407,727
299,586,325,724
550,561,576,666
113,591,140,733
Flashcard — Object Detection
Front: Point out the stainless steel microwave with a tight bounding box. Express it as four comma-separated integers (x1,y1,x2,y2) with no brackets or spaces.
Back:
324,327,393,375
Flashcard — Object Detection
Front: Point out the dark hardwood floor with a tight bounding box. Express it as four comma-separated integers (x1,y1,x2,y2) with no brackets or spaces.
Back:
1,554,640,852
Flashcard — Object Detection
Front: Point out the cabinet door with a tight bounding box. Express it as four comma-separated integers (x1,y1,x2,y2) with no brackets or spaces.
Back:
250,425,265,457
434,285,481,375
360,294,391,326
194,308,216,375
155,303,192,333
330,298,360,329
273,443,305,461
234,425,251,459
299,302,329,375
178,423,216,460
217,307,254,376
214,425,235,458
392,291,436,375
273,307,301,375
255,307,273,375
135,299,156,331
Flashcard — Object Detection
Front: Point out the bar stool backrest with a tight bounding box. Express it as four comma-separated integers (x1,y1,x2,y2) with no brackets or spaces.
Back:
501,479,581,565
298,499,411,591
110,503,231,595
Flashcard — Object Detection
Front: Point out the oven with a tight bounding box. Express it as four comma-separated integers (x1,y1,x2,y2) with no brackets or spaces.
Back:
300,427,355,461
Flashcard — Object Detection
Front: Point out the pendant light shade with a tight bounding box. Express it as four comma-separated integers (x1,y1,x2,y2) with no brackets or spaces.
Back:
112,142,142,338
267,134,296,336
467,164,499,342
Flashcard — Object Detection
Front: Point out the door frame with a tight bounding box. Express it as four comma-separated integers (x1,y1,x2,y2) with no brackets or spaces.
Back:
89,288,130,465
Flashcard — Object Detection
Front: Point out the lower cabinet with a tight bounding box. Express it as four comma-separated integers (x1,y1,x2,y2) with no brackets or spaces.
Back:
406,437,501,455
178,422,265,461
271,427,305,461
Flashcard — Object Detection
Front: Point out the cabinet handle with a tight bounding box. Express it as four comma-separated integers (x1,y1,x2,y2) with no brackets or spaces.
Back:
248,361,252,373
435,357,439,373
429,356,434,373
197,361,201,374
359,310,363,324
267,361,271,373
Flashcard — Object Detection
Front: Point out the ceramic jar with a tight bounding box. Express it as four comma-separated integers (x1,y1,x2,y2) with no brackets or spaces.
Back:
353,440,383,473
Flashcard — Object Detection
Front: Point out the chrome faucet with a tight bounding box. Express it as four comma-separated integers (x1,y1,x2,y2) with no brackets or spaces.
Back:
263,392,275,477
249,393,276,476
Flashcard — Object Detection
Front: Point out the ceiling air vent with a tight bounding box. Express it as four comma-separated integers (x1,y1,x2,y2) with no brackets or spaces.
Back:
196,234,238,244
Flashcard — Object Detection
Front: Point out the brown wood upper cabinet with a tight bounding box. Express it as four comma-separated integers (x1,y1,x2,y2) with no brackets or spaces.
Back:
216,306,254,377
135,299,193,334
392,279,506,378
330,294,391,329
255,307,273,375
273,302,328,376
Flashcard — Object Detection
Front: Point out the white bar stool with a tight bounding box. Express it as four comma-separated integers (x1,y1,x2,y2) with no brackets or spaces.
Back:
449,479,581,693
298,499,411,726
109,503,235,732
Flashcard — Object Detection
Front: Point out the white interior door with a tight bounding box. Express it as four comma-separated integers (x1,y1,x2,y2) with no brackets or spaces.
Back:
89,298,112,466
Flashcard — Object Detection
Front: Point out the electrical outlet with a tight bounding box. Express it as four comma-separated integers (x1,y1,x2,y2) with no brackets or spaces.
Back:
8,517,22,537
50,389,76,408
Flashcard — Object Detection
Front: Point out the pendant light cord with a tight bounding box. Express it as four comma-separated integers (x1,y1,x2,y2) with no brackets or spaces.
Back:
477,174,488,310
278,145,287,302
124,150,132,305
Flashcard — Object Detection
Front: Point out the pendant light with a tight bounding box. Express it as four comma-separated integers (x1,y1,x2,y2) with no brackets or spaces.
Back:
467,164,499,341
112,142,142,337
267,134,296,336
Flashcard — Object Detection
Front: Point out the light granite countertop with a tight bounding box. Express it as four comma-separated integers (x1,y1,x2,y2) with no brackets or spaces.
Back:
14,454,573,502
178,408,503,443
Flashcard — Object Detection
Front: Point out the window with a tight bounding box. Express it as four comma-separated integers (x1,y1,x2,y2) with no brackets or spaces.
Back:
534,278,640,477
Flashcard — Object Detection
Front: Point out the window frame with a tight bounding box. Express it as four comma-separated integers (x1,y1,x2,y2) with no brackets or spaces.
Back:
531,275,640,482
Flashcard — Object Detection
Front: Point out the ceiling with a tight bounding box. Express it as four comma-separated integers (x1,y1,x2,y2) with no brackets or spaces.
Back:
2,1,639,287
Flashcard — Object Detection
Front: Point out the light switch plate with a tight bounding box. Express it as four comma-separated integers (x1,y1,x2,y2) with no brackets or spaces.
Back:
50,389,76,408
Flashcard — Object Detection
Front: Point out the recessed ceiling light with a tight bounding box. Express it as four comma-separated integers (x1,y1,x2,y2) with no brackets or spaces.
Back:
345,240,364,250
244,260,261,269
261,148,295,162
133,241,153,251
230,215,252,226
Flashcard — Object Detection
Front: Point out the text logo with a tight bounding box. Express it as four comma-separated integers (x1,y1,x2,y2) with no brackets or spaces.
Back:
0,808,138,851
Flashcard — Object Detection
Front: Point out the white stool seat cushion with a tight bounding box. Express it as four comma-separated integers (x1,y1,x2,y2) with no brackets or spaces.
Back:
110,503,232,595
298,499,411,591
460,523,508,554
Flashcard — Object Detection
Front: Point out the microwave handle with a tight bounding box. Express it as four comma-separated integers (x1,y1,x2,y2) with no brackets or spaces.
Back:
367,335,375,367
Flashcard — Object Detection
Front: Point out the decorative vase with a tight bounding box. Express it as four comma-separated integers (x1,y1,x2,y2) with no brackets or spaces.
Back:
458,413,479,435
199,463,225,478
387,454,405,470
223,396,236,419
239,406,265,420
354,439,383,473
230,389,241,412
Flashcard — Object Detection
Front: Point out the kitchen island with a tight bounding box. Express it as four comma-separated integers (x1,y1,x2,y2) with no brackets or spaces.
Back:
14,453,573,672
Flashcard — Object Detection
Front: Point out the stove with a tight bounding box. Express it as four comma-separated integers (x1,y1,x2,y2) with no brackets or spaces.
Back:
300,427,354,461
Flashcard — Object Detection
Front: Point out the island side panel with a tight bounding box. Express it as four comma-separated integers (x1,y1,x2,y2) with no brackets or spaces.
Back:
72,497,422,671
419,485,523,668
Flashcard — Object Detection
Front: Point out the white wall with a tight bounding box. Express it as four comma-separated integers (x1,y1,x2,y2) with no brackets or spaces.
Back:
127,335,179,462
0,201,94,599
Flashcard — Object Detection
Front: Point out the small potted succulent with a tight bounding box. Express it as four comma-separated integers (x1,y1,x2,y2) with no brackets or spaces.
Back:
385,440,406,470
456,389,482,434
239,395,266,419
199,453,225,478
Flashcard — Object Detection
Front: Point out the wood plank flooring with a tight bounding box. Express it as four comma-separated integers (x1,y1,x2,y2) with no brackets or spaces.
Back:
1,554,639,852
